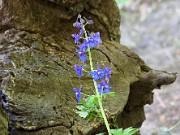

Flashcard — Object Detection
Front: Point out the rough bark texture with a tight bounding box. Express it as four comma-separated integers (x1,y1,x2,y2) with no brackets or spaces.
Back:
0,0,176,135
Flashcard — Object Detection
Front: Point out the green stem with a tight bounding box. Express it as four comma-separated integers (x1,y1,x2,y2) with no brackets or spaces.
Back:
83,26,112,135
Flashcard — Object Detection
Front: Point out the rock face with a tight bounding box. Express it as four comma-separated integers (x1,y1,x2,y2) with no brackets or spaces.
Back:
0,0,176,135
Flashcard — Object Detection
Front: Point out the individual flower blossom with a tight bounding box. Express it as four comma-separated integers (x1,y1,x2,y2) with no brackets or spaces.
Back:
90,68,105,81
83,17,93,25
79,15,85,25
104,67,112,83
76,49,87,62
90,67,111,81
72,30,85,46
97,83,103,95
74,64,84,78
97,80,111,95
72,34,80,45
79,41,88,52
86,19,93,24
88,32,102,48
73,21,82,29
73,14,83,29
73,86,82,103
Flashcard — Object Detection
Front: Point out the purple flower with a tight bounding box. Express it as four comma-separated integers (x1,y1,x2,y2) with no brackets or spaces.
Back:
72,34,80,45
97,83,103,95
88,32,102,48
87,20,93,24
104,67,112,83
79,41,88,52
83,17,93,25
90,68,105,81
73,86,82,103
79,29,84,36
73,15,83,29
90,67,111,81
97,80,111,95
73,21,82,29
76,49,87,62
74,64,83,78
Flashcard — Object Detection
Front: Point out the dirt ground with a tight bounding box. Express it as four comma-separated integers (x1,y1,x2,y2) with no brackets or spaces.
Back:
118,0,180,134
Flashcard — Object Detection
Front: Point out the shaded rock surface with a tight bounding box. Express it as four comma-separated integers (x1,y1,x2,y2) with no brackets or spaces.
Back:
0,0,177,135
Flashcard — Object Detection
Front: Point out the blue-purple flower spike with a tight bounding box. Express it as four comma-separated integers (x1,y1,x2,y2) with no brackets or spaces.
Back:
72,15,116,135
72,14,112,102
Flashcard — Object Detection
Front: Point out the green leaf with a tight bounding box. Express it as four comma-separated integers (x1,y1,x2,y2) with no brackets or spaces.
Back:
110,128,123,135
75,111,89,118
110,128,139,135
80,98,85,104
102,92,116,99
76,105,84,111
107,92,116,97
85,96,94,107
84,95,98,107
122,127,139,135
